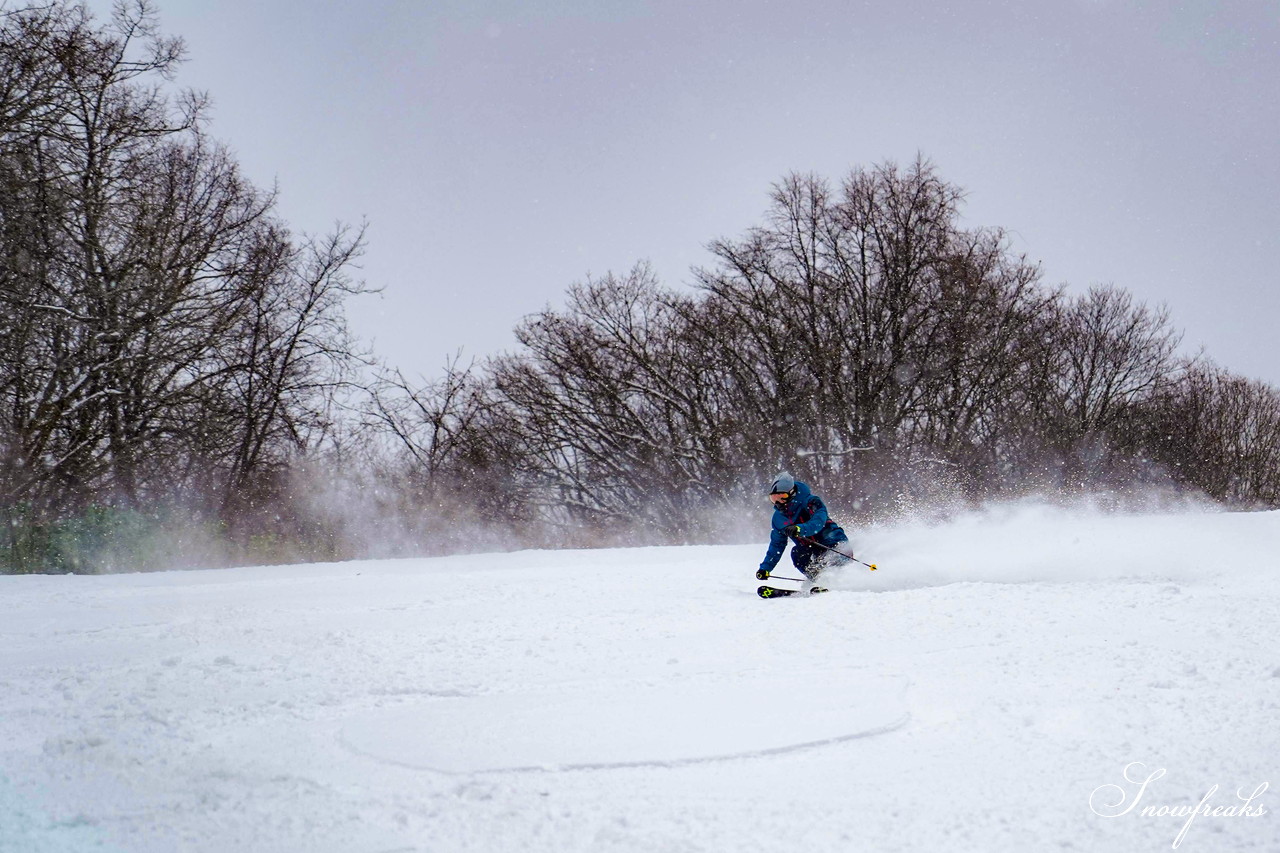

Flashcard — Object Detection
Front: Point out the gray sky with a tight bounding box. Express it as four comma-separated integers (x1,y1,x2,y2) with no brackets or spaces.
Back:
91,0,1280,383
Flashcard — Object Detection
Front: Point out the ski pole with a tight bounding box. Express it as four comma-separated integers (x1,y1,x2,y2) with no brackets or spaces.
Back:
795,536,877,571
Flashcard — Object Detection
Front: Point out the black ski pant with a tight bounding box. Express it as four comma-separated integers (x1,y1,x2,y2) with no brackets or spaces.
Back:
790,537,850,578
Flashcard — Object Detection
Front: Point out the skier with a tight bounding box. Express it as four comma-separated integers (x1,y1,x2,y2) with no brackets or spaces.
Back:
757,472,850,584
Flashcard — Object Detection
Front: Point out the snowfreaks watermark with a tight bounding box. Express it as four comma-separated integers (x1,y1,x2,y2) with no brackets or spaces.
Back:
1089,762,1269,849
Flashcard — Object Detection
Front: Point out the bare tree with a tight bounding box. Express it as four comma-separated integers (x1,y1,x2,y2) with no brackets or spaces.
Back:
365,352,490,494
1053,285,1181,434
0,3,371,569
1,0,201,512
211,224,371,520
694,158,1053,508
482,263,753,538
1134,363,1280,505
1029,285,1183,488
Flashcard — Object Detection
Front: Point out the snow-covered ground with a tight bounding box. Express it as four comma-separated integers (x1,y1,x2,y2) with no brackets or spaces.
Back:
2,503,1278,852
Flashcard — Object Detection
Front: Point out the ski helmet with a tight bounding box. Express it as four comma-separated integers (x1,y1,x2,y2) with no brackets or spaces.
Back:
768,472,796,495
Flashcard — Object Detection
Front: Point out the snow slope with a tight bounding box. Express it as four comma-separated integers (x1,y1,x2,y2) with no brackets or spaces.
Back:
2,503,1278,852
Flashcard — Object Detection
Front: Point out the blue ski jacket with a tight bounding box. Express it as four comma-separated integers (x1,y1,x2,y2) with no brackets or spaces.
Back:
759,480,848,574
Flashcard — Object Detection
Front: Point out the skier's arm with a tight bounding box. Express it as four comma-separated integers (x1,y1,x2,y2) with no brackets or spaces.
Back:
795,497,829,538
759,527,787,573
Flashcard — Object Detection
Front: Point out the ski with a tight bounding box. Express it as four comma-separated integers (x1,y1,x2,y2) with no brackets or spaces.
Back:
757,585,828,599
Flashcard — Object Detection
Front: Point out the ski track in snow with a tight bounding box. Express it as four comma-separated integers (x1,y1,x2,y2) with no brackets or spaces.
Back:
1,503,1279,852
335,675,913,774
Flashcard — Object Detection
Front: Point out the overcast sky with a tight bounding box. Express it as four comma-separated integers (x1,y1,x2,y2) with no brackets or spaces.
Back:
88,0,1280,383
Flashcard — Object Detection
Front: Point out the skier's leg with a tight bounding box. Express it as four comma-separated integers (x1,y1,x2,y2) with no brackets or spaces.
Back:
791,544,821,580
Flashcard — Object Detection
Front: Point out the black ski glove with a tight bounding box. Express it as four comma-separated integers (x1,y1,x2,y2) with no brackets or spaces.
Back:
781,524,800,538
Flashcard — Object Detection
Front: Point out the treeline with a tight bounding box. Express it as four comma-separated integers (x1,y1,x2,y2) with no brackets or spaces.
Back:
3,3,1278,573
1,2,367,570
370,162,1280,544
